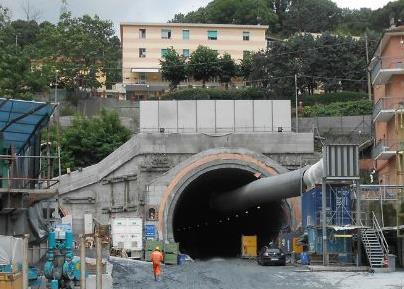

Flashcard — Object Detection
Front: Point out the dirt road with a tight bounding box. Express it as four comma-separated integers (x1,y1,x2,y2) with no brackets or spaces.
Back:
111,257,404,289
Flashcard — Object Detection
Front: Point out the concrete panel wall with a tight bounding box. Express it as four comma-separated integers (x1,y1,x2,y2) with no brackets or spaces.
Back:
159,101,177,133
140,100,292,133
235,100,253,132
178,100,196,133
140,101,158,132
216,100,235,132
253,100,272,132
197,100,215,133
273,100,291,131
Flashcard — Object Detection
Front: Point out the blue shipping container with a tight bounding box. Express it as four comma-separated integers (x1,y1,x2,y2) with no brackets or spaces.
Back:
302,185,352,227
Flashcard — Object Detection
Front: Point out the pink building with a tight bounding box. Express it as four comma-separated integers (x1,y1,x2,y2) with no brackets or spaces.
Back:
370,25,404,186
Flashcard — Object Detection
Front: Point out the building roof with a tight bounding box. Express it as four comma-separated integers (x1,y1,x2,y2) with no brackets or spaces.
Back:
120,22,269,30
0,98,56,154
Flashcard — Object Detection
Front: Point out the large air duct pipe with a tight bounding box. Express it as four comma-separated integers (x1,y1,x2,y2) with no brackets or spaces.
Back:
211,159,323,213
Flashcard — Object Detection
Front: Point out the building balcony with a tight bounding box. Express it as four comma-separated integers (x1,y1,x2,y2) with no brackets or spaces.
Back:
373,97,404,122
372,139,403,160
371,57,404,85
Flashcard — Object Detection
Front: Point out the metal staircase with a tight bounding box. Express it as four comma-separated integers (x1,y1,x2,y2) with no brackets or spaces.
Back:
361,212,389,269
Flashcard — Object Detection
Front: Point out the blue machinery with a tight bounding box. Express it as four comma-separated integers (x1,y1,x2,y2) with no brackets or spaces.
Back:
44,224,80,289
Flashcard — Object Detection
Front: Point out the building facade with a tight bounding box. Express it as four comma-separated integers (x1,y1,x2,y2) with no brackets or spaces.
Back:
120,22,268,98
370,25,404,186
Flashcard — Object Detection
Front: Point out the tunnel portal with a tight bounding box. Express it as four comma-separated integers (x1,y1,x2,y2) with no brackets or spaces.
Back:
172,167,289,259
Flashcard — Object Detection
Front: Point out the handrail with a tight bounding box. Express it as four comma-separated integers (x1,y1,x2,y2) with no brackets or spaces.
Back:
372,211,389,255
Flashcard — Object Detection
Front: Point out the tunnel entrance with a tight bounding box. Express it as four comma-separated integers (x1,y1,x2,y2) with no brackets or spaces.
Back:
172,167,289,259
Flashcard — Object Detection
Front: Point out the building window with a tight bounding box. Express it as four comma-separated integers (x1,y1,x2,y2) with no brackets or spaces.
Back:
208,30,218,40
183,49,190,58
139,72,147,84
161,29,171,39
139,48,146,58
243,31,250,41
183,30,190,40
139,29,146,39
161,48,169,58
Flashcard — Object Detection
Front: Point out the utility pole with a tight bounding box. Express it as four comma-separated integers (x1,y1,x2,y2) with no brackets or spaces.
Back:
322,177,328,266
355,181,362,267
80,235,86,289
365,33,372,101
96,235,102,289
295,74,299,133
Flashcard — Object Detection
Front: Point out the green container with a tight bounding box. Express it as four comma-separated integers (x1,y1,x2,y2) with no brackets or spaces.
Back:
164,243,179,254
145,240,163,251
164,253,178,265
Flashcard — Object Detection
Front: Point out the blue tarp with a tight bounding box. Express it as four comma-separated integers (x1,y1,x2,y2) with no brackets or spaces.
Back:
0,98,56,153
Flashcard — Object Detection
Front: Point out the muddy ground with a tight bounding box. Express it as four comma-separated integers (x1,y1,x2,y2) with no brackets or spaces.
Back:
110,257,404,289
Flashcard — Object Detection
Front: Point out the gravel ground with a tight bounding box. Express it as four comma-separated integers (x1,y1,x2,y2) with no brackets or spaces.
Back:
110,257,404,289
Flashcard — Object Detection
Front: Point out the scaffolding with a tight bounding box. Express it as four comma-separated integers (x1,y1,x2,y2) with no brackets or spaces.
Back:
0,98,60,236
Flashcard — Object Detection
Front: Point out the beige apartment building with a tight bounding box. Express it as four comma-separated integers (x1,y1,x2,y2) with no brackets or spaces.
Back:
120,22,268,98
370,24,404,186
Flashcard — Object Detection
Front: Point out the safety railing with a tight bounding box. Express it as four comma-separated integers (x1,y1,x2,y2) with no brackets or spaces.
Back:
0,154,60,190
371,56,404,84
372,139,401,160
373,97,404,120
372,211,389,255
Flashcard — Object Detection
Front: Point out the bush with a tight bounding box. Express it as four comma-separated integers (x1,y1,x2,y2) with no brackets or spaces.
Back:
156,87,268,100
300,91,367,106
303,100,373,117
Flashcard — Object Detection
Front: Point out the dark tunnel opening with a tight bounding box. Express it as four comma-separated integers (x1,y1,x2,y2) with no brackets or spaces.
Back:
173,168,289,259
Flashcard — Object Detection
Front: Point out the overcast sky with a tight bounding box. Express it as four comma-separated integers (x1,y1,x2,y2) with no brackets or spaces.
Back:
1,0,394,32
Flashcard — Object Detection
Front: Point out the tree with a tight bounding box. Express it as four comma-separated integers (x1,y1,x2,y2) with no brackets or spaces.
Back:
218,53,236,88
248,32,369,100
0,18,50,99
60,109,131,171
283,0,341,35
0,5,10,28
160,47,187,90
239,52,253,81
170,0,277,26
20,0,42,22
188,46,219,86
38,13,121,98
336,8,373,36
268,0,292,31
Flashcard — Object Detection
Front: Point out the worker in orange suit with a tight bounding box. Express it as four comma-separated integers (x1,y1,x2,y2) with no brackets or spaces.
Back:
150,246,164,281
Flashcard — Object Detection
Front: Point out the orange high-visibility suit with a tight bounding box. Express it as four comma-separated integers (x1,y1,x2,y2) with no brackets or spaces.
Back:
150,250,164,279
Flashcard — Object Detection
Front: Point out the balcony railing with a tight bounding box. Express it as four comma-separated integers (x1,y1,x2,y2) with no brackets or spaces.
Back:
371,57,404,85
372,139,402,160
373,97,404,122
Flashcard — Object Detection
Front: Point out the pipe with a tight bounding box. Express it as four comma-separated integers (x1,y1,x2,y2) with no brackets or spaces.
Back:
96,236,102,289
211,159,324,213
80,235,86,289
22,234,29,289
303,159,323,188
211,167,307,213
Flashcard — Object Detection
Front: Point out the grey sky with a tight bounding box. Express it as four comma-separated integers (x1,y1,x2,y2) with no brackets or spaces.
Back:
1,0,393,33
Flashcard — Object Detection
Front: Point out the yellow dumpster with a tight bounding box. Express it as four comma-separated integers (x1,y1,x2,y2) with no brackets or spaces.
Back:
241,235,257,258
0,272,22,289
292,237,303,254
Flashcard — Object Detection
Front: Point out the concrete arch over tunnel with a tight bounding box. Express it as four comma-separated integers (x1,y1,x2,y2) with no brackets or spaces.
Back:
157,148,301,259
